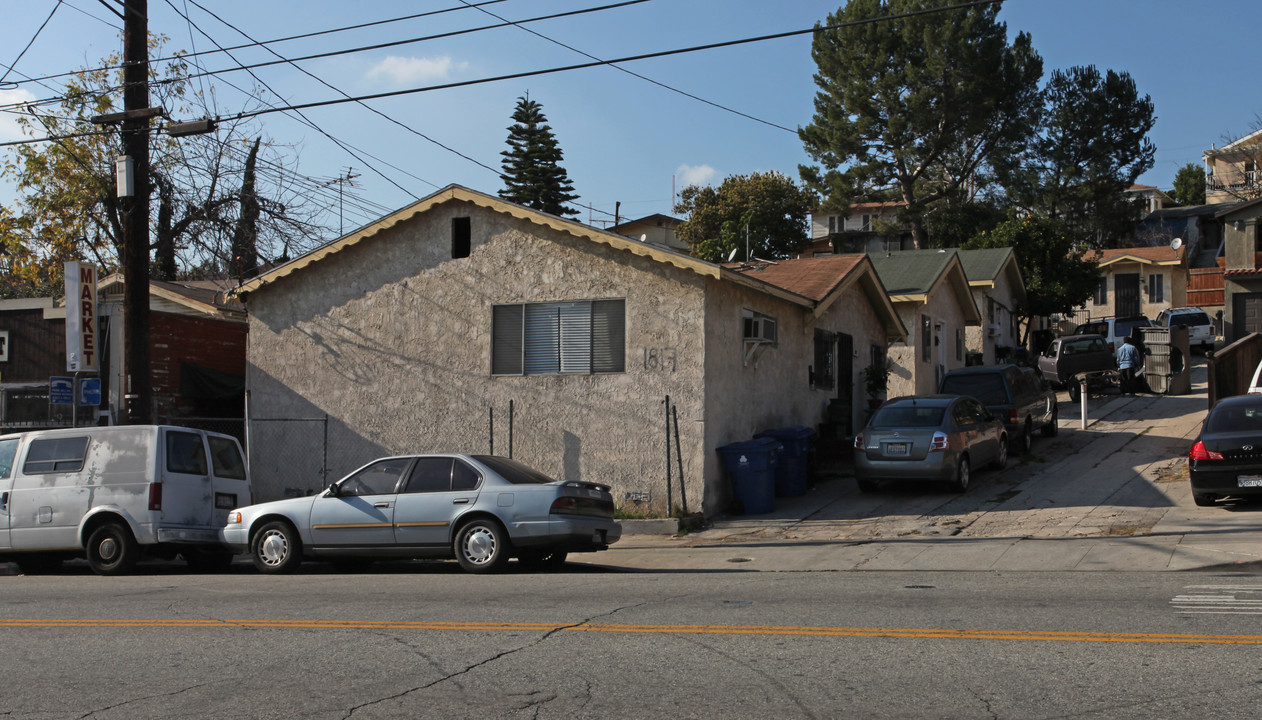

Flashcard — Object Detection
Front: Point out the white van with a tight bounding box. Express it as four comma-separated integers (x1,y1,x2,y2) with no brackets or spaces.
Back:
0,425,252,575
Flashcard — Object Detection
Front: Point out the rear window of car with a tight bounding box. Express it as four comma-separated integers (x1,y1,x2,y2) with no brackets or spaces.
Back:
208,436,246,480
1169,312,1210,327
1064,338,1104,355
870,405,946,428
940,374,1008,405
473,455,556,484
1207,403,1262,434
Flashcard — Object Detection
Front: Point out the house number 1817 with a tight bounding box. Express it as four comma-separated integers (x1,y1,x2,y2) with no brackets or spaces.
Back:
643,347,677,372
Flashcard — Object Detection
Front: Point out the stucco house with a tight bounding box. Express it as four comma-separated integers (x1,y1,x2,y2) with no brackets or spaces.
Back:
232,185,905,517
956,248,1027,365
609,213,686,252
1218,196,1262,342
868,250,982,397
1066,245,1187,327
1205,128,1262,205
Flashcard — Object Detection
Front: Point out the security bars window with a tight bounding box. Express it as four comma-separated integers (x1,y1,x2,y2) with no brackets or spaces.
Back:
492,299,625,375
1093,278,1107,306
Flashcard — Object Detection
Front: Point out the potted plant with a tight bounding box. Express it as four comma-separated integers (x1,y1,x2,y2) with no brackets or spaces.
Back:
861,363,889,409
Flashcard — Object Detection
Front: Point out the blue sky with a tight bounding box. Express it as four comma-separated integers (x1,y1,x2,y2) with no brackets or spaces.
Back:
1,0,1258,237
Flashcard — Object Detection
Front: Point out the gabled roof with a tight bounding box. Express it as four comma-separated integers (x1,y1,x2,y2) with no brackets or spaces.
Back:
725,254,907,341
609,214,681,232
229,184,826,311
868,249,982,324
1094,245,1185,268
98,274,245,319
957,247,1027,304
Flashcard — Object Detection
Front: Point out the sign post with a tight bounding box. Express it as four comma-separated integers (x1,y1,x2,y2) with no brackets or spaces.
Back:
64,261,100,373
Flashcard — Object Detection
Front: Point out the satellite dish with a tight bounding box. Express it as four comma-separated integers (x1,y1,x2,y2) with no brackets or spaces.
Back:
639,234,647,243
1170,238,1183,252
726,247,739,262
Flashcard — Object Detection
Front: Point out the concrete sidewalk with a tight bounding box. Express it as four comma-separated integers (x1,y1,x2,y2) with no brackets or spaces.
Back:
603,360,1262,573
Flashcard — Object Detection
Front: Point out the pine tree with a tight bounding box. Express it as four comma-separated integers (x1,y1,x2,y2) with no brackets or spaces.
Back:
499,96,579,217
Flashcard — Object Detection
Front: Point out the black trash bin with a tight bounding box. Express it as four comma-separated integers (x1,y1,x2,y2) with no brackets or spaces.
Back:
716,438,781,514
754,426,814,497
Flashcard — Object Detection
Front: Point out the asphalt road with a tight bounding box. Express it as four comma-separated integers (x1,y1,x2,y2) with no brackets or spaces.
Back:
3,562,1262,719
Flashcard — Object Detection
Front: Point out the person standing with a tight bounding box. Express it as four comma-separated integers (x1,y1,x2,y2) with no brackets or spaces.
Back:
1117,336,1141,395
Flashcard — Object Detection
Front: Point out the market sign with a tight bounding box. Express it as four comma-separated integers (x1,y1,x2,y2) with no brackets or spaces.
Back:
65,261,99,372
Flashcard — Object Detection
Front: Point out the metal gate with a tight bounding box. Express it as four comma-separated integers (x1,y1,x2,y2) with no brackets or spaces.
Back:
1114,273,1141,317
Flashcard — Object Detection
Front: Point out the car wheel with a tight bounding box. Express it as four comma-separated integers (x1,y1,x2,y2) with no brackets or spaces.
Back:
251,521,302,574
183,548,235,573
86,522,139,576
1067,382,1081,403
1019,420,1033,455
517,550,568,571
951,455,971,493
1041,405,1059,437
455,519,510,574
856,477,879,493
992,436,1008,470
1192,492,1217,507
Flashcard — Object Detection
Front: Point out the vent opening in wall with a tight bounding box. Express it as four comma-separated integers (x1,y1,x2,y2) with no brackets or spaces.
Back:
452,217,471,258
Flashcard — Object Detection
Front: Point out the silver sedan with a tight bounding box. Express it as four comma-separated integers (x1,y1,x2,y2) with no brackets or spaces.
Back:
854,395,1008,493
222,454,621,573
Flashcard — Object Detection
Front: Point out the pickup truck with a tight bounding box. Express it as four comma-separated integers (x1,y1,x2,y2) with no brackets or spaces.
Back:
1036,334,1118,401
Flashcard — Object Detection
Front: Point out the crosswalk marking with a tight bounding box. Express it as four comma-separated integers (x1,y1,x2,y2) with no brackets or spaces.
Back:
1172,585,1262,615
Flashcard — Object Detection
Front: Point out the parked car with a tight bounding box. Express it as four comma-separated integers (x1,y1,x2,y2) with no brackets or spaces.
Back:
1188,395,1262,506
1156,306,1216,352
222,454,621,574
0,425,251,575
853,395,1007,493
1036,334,1117,402
1074,315,1152,352
939,365,1058,455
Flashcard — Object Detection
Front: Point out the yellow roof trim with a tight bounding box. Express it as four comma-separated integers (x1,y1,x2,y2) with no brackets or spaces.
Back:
889,293,928,303
1098,255,1183,268
232,185,720,299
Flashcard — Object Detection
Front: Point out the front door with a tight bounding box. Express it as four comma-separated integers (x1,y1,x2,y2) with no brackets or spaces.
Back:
0,437,17,549
393,457,483,547
1115,274,1141,317
309,457,410,548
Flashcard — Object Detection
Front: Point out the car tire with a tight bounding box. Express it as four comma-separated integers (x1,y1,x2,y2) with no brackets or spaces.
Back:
86,522,139,576
517,550,568,571
455,519,510,574
951,455,971,493
1192,492,1217,507
1067,382,1081,403
251,520,303,574
1019,420,1033,455
992,436,1008,470
856,477,879,493
1041,406,1059,437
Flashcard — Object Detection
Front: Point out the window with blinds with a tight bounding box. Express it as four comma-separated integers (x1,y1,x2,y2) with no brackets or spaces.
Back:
492,299,625,375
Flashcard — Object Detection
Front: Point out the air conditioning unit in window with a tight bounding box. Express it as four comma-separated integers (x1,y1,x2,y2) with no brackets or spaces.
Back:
743,311,777,344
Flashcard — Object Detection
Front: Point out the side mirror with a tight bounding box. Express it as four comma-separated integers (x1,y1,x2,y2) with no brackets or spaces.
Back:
326,483,340,497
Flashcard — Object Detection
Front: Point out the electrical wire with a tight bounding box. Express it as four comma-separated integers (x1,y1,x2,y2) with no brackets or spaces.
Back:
457,0,794,134
1,1,63,86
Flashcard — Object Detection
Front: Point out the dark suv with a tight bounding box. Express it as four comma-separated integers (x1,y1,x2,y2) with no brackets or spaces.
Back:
939,364,1058,454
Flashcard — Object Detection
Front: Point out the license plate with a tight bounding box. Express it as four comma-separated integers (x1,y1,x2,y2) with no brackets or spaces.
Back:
884,442,909,456
1238,476,1262,488
592,531,604,543
215,492,237,509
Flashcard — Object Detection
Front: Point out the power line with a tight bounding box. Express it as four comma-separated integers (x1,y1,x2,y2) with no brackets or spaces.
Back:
457,0,794,134
222,0,1001,123
1,1,63,86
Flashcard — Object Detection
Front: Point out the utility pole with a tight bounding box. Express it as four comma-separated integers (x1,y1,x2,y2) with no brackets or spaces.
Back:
121,0,151,424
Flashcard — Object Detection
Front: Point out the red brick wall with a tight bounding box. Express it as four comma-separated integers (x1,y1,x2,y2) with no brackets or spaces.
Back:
150,313,247,418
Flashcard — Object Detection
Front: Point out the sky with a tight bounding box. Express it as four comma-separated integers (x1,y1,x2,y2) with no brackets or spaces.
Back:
1,0,1259,242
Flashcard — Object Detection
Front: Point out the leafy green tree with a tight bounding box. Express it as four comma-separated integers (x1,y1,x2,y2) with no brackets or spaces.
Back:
0,40,325,295
923,196,1007,249
963,216,1101,344
499,96,579,217
799,0,1042,249
997,66,1155,247
673,171,817,262
1171,163,1206,206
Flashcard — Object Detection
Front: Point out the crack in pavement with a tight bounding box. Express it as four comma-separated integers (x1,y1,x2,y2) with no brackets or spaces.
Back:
75,681,213,719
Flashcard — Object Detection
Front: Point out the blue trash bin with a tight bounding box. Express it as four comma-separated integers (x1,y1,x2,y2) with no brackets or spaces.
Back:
754,426,814,497
716,438,781,515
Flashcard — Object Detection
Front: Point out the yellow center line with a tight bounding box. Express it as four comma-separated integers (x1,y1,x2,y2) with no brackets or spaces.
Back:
2,619,1260,644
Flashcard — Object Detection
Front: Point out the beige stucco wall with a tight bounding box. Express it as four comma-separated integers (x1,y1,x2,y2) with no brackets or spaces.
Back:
244,200,710,515
887,287,973,398
701,277,887,515
1067,262,1188,325
966,274,1022,365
